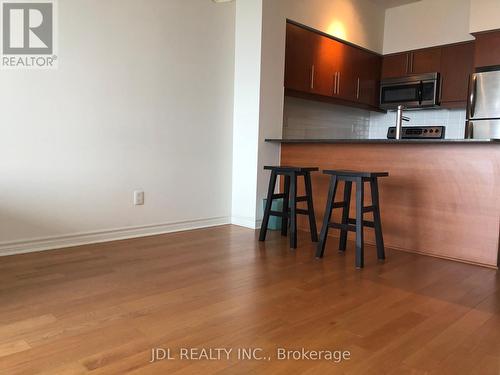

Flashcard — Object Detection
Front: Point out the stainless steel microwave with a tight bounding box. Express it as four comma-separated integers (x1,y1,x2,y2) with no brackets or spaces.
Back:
380,72,441,110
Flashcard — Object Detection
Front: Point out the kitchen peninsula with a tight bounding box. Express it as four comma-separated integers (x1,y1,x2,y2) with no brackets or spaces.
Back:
266,138,500,268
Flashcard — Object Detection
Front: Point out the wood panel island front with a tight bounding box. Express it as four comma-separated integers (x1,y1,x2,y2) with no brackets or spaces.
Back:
266,139,500,268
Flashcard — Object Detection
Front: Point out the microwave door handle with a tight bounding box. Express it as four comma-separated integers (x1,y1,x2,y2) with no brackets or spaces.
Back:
418,81,423,105
438,75,443,103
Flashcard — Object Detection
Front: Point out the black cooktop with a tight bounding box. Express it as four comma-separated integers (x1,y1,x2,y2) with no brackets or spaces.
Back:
387,126,446,139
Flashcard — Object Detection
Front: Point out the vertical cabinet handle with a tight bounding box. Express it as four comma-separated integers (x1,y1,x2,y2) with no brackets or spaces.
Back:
310,65,315,90
337,72,341,94
356,77,360,99
333,72,340,95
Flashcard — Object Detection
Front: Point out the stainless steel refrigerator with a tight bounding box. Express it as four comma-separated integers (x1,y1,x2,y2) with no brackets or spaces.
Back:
466,67,500,139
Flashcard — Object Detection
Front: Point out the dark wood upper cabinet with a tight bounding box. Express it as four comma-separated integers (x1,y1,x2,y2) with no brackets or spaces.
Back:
359,51,382,107
411,47,442,74
335,43,358,101
310,33,339,97
348,48,382,106
284,21,382,111
333,42,381,104
284,23,314,93
382,47,442,78
381,53,409,79
285,21,480,112
440,42,474,107
473,30,500,68
381,43,472,108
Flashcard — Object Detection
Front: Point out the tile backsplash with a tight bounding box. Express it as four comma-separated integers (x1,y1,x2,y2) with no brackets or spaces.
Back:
369,108,467,139
283,96,467,139
283,97,371,139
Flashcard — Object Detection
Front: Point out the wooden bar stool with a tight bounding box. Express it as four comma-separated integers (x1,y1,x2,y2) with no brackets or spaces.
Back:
259,166,318,249
316,170,389,268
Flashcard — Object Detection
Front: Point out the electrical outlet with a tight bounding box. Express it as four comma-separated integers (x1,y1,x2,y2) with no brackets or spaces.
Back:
134,190,145,206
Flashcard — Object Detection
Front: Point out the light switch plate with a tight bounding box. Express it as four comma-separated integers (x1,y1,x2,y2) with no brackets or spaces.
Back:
134,191,145,206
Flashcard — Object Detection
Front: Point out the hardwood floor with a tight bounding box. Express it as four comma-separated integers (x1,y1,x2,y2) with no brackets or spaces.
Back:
0,225,499,374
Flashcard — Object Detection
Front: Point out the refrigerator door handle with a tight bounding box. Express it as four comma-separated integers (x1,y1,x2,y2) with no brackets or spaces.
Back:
466,121,473,139
469,74,477,118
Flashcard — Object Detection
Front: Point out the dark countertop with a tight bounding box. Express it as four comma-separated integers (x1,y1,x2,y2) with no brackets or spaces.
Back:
265,138,500,144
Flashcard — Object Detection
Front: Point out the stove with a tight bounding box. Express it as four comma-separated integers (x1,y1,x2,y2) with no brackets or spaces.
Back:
387,126,446,139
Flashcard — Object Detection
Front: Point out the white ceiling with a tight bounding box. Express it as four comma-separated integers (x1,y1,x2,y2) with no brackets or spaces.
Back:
369,0,421,9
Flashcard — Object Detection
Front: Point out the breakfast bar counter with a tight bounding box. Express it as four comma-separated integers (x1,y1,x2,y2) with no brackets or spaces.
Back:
266,138,500,144
266,139,500,268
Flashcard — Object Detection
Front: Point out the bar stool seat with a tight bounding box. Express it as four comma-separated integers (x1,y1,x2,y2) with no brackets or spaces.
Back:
259,166,319,249
320,170,389,179
264,166,320,173
316,169,389,268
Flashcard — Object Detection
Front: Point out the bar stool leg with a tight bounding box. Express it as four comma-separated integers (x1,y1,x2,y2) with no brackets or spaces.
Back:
281,174,290,237
316,175,338,258
355,178,365,269
304,172,318,242
370,178,386,261
339,181,352,252
259,170,277,242
289,173,298,249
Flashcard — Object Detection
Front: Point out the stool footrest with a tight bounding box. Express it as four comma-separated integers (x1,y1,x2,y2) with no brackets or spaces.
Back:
332,202,347,209
268,195,311,203
296,208,310,215
347,218,375,228
327,219,375,232
329,223,356,232
269,208,311,217
362,205,376,213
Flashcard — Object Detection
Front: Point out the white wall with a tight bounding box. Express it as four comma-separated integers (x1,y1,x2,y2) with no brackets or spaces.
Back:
276,0,387,53
470,0,500,33
0,0,235,254
231,0,263,228
383,0,474,54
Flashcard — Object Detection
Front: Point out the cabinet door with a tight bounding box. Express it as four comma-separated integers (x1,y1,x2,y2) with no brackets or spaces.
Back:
440,42,474,106
381,53,409,78
284,23,314,92
353,48,382,106
358,51,382,106
474,30,500,68
411,47,442,74
310,33,337,97
335,43,359,101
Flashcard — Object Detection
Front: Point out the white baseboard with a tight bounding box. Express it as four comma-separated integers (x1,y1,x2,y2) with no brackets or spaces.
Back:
231,216,261,229
255,218,262,229
0,217,231,257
